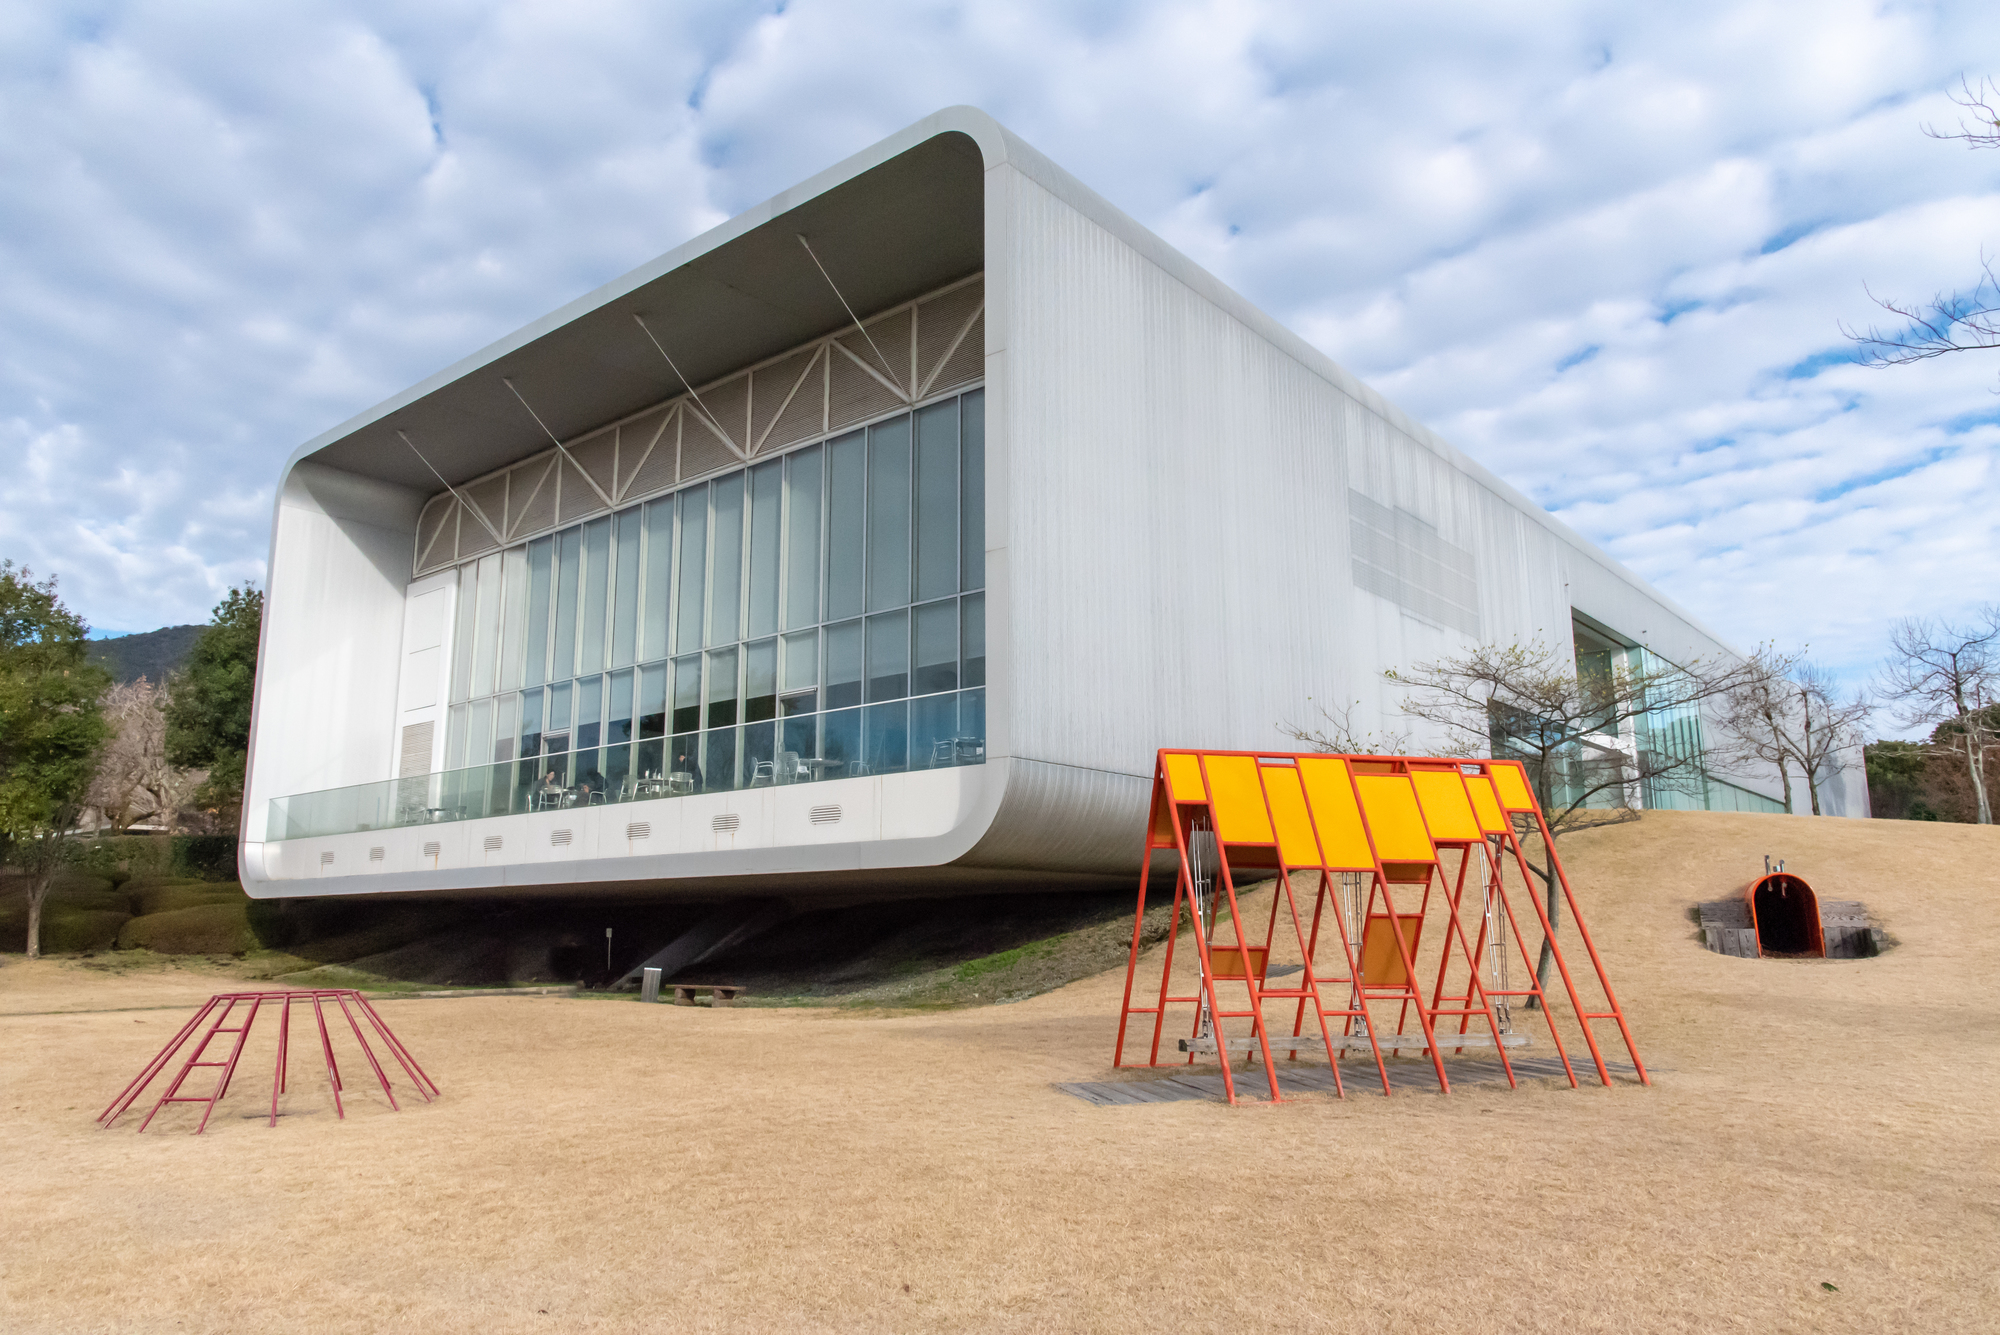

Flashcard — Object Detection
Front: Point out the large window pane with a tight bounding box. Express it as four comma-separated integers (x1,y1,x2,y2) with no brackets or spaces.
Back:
498,546,529,692
492,693,520,762
912,599,957,696
911,693,957,768
705,647,738,730
445,701,469,769
961,389,984,591
545,680,573,761
866,415,911,612
781,629,818,716
467,698,493,770
744,638,777,723
863,701,908,775
471,553,503,698
914,401,958,602
675,488,707,656
610,507,641,668
780,713,818,771
450,566,478,704
638,663,667,740
709,471,744,646
961,591,985,689
641,500,673,663
606,668,634,794
866,610,909,702
524,536,554,687
670,655,702,734
579,517,610,675
747,460,781,639
783,444,822,630
824,619,862,710
552,526,581,681
821,707,860,774
575,675,604,752
704,726,738,793
519,686,544,761
744,721,776,787
825,431,865,621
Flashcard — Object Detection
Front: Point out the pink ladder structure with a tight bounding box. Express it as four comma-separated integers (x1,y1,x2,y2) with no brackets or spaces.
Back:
99,989,439,1134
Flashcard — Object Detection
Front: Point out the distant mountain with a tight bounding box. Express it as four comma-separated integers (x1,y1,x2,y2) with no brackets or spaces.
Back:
87,625,204,685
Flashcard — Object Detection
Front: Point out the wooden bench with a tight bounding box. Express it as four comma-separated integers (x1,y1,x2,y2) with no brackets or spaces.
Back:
672,984,745,1008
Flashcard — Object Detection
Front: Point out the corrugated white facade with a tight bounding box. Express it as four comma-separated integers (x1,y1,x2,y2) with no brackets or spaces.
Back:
241,107,1861,902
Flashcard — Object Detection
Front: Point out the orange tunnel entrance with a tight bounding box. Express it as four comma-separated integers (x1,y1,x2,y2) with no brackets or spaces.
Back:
1747,873,1823,957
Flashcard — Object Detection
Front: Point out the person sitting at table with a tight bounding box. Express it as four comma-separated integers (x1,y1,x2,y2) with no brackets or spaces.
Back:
672,748,703,791
536,769,564,808
579,767,607,803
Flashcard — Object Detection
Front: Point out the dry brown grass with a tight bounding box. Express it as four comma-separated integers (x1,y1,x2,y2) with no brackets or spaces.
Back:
2,810,1995,1333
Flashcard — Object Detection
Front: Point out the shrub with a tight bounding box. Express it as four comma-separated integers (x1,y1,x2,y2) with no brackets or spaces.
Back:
129,879,243,918
116,901,259,955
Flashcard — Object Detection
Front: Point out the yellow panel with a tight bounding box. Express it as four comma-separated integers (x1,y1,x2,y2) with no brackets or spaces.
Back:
1162,753,1206,803
1355,776,1436,863
1259,765,1322,867
1490,763,1539,813
1204,755,1275,845
1465,775,1508,833
1411,769,1481,842
1359,915,1424,987
1298,757,1374,870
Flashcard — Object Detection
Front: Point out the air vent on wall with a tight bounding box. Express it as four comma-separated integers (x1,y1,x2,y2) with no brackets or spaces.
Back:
809,804,843,825
626,822,651,841
319,851,335,867
423,841,441,858
711,813,740,833
368,847,385,862
551,829,573,847
483,834,504,852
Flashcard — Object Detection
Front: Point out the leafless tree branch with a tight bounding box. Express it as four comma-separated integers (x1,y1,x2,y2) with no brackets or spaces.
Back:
1921,75,2000,148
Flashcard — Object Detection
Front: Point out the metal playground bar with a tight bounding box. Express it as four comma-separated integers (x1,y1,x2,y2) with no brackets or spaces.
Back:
99,989,439,1134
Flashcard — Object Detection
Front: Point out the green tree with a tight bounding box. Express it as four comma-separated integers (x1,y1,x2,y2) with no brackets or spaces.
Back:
164,586,262,832
0,562,112,957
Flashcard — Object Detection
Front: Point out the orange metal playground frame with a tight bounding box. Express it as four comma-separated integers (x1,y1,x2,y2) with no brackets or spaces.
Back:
1114,749,1647,1104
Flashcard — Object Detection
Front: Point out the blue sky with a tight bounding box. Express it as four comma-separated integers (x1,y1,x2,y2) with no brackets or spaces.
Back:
4,0,1997,705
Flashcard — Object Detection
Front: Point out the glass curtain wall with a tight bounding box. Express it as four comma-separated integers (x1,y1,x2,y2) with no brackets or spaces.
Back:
420,389,985,824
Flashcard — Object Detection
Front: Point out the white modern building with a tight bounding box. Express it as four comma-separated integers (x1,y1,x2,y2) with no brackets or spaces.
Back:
241,107,1862,902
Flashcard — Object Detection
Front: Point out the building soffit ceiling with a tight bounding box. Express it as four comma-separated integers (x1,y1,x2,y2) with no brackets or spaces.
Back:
296,129,985,495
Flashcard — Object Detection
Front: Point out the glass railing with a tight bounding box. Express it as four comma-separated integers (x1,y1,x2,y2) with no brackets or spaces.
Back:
265,687,986,843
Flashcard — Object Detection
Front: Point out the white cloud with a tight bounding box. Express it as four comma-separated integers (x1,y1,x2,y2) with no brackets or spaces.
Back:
1,0,1996,718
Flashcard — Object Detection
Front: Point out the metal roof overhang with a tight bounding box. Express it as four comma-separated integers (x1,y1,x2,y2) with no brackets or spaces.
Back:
287,128,985,495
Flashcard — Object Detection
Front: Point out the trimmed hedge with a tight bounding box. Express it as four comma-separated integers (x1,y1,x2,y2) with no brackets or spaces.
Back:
116,901,259,955
128,879,243,918
71,834,238,883
0,904,129,953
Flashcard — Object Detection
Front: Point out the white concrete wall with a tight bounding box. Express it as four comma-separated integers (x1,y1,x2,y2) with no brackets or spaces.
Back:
968,144,1813,870
242,463,425,871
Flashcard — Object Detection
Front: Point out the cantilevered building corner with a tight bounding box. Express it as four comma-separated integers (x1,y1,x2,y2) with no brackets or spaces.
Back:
241,107,1858,902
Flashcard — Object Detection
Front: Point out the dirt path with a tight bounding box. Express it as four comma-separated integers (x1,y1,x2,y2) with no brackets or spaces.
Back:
2,810,1995,1333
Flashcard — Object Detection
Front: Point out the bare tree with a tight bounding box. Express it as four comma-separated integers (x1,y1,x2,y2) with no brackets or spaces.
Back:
1877,609,2000,824
1279,698,1415,756
1709,646,1807,812
1845,79,2000,373
1790,664,1873,817
1922,75,2000,148
1387,641,1754,1001
85,677,202,833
